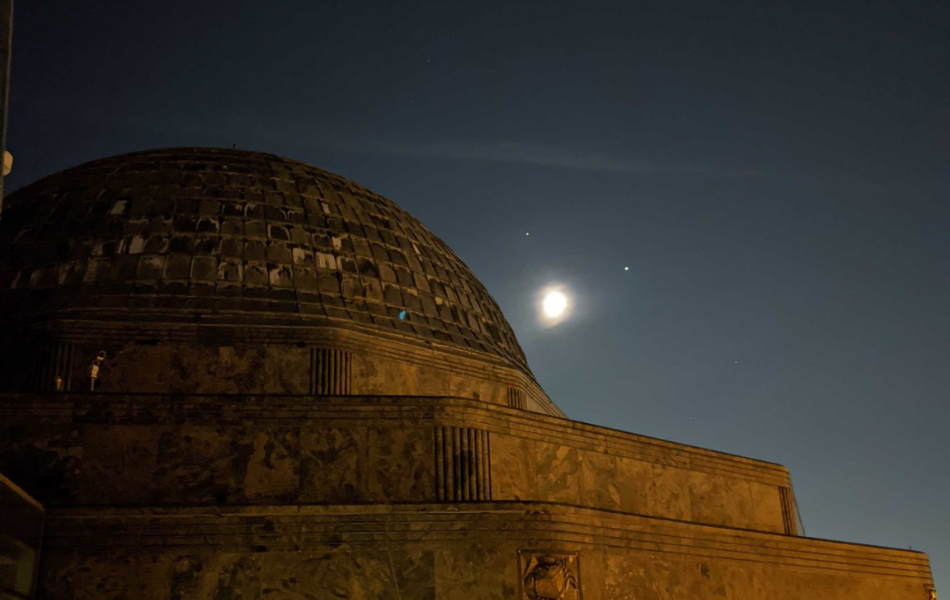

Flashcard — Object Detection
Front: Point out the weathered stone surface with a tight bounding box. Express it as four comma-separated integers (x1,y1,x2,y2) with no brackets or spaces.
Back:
435,546,517,600
350,549,435,600
579,451,620,510
299,427,363,504
365,426,434,502
536,442,583,505
688,471,755,530
1,393,801,532
614,456,654,515
31,504,935,600
77,424,162,505
71,554,172,600
749,480,786,534
490,434,538,501
170,554,262,600
261,549,351,599
649,464,693,521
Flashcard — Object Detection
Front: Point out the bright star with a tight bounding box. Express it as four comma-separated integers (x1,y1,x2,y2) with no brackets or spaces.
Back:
624,266,629,271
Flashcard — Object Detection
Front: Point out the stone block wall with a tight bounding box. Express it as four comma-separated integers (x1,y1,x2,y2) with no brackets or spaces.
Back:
2,324,562,416
491,432,792,533
1,393,792,534
34,503,934,600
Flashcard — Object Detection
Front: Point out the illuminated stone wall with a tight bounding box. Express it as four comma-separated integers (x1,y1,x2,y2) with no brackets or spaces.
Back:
2,394,793,534
36,504,933,600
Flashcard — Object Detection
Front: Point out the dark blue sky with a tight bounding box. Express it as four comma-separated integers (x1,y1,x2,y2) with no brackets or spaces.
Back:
7,0,949,589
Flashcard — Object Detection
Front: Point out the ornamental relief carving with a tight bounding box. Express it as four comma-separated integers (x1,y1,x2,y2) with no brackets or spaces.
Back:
519,551,580,600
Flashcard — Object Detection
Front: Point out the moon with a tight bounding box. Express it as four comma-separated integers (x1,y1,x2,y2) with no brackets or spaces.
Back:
542,290,568,318
537,285,572,327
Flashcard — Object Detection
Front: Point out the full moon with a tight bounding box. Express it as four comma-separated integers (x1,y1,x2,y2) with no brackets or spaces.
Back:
536,284,573,327
542,291,568,318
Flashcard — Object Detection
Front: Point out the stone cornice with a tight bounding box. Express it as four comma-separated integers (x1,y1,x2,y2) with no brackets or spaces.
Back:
23,316,564,417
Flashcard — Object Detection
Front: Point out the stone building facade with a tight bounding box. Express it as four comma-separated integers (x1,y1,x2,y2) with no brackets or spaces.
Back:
0,148,935,599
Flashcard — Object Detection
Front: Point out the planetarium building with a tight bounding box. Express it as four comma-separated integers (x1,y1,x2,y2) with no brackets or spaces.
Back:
0,149,935,599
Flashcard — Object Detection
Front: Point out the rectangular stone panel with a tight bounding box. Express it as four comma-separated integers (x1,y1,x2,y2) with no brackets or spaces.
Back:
310,347,352,395
434,426,490,502
77,424,161,505
261,549,351,599
299,427,364,504
152,423,299,505
350,548,435,600
749,481,786,534
614,456,654,515
688,472,755,530
489,434,538,501
240,428,300,503
579,451,620,511
648,464,692,520
71,554,172,600
434,546,518,600
367,426,435,502
536,442,582,506
170,554,262,600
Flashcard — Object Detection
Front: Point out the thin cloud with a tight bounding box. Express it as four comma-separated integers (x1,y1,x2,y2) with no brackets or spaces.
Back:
53,98,769,179
336,138,769,179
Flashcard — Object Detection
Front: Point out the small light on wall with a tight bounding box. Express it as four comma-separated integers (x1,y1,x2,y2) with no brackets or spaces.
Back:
88,351,107,391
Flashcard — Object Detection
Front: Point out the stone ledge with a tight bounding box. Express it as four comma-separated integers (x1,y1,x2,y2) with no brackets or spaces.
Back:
42,502,932,581
13,317,562,416
1,393,789,487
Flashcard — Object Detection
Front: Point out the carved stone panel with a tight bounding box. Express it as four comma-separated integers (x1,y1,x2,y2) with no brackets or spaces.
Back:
30,339,74,391
779,486,797,535
507,387,525,409
519,551,580,600
434,426,491,501
310,347,352,395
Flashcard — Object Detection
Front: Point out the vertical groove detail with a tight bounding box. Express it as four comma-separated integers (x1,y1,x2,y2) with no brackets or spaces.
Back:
474,429,483,500
434,427,445,502
486,429,492,498
310,348,352,395
779,486,797,535
507,387,525,409
467,428,476,500
31,340,74,391
434,426,492,502
449,427,462,500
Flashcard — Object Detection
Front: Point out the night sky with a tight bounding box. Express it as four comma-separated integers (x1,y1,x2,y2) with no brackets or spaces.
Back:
7,0,949,590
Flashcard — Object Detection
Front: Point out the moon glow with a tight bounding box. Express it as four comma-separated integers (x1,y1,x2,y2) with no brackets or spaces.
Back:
537,285,572,327
542,291,568,318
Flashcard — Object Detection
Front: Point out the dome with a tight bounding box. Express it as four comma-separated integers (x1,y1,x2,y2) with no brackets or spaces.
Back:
0,148,535,380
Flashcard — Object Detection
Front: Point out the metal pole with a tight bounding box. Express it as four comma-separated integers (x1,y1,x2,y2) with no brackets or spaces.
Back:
0,0,12,218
